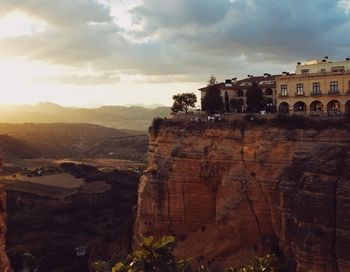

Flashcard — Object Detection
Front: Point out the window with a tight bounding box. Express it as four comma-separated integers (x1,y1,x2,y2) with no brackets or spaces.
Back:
296,83,304,96
259,80,275,85
330,81,338,94
312,82,321,95
301,69,309,75
320,69,326,73
331,66,344,72
281,85,288,96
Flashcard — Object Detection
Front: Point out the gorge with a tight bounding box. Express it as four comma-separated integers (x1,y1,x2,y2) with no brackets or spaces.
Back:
134,117,350,271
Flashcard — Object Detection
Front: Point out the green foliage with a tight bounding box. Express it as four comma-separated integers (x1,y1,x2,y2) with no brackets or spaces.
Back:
95,235,279,272
224,92,230,112
226,254,278,272
150,117,164,135
112,236,192,272
207,75,218,86
229,99,244,112
246,83,263,113
202,85,224,113
171,93,197,113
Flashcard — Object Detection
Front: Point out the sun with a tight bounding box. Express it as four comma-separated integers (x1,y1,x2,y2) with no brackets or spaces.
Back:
0,11,46,40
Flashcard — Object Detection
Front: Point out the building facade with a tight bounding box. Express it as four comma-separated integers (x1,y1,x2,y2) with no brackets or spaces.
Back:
277,59,350,114
199,74,278,112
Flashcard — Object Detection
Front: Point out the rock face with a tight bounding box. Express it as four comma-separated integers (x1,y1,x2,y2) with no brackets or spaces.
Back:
0,185,10,272
135,122,350,271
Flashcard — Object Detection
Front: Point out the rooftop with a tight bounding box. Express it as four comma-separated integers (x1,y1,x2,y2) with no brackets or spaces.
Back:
199,74,279,91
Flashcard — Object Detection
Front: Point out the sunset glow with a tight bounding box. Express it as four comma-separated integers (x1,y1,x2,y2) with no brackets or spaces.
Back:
0,1,349,107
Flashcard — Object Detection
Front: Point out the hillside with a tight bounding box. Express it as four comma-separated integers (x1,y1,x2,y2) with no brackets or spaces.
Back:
0,123,148,161
0,102,170,131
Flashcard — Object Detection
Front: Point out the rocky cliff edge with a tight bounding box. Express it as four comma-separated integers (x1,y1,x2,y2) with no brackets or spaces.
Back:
134,118,350,271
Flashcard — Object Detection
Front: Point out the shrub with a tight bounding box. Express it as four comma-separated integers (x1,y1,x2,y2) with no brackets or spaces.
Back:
150,117,164,135
92,236,280,272
112,236,192,272
226,254,278,272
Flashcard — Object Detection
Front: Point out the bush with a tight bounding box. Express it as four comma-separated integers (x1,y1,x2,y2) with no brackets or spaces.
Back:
150,117,164,135
92,236,280,272
226,254,278,272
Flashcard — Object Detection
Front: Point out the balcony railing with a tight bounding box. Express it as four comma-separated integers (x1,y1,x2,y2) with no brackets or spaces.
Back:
328,90,339,95
279,93,288,98
295,92,305,96
311,91,322,96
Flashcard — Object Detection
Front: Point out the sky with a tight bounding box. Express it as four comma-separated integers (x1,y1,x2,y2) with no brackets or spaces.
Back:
0,0,350,107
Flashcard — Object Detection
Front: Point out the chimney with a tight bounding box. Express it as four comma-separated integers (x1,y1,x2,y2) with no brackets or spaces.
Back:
225,79,232,87
322,59,327,63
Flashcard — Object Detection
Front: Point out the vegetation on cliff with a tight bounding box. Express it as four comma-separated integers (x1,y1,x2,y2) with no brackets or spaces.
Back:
150,114,350,137
171,93,197,114
93,236,279,272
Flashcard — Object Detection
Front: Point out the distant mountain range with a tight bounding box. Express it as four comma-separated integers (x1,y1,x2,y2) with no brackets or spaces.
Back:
0,102,170,131
0,123,148,161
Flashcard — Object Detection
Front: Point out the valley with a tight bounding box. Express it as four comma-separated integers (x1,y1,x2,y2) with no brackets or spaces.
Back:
0,122,150,271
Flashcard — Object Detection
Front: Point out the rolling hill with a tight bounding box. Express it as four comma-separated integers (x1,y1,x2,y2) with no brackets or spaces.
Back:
0,102,170,131
0,123,148,161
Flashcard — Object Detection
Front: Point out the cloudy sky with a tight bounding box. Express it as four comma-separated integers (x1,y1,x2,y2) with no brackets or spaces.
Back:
0,0,349,107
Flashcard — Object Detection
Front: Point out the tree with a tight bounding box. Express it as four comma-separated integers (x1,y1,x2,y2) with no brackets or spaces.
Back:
224,92,230,112
207,75,217,86
246,83,263,113
202,84,224,113
261,97,275,113
171,93,197,114
229,99,244,112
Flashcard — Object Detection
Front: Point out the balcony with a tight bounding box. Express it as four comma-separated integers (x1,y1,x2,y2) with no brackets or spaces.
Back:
311,91,322,96
279,93,288,98
295,92,305,97
328,90,339,95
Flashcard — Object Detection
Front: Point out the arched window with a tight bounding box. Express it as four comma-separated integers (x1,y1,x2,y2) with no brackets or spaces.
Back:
279,102,289,114
345,101,350,113
310,100,324,112
265,88,273,95
293,101,307,112
327,100,341,112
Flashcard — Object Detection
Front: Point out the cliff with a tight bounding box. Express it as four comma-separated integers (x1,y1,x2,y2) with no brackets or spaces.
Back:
135,118,350,271
0,185,10,272
5,164,139,271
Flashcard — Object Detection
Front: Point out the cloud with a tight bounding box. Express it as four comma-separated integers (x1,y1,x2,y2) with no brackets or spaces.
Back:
0,0,112,26
131,0,231,30
0,0,349,85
